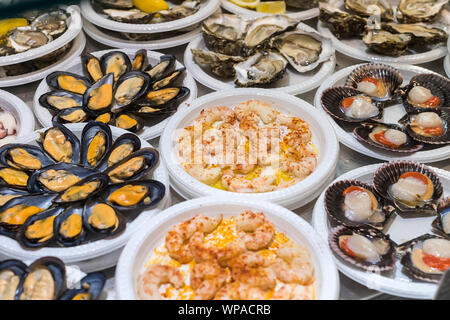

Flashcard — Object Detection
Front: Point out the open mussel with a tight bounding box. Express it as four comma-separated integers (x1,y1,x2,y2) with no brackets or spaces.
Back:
81,53,103,83
38,123,80,164
325,180,395,230
53,173,109,204
321,86,383,122
46,71,90,95
399,111,450,145
398,234,450,283
83,73,114,117
60,272,106,300
83,199,125,236
113,112,143,133
0,259,27,300
0,167,29,189
54,107,89,124
111,71,150,113
373,161,443,215
353,122,424,153
80,121,112,168
151,68,185,91
100,179,165,213
95,112,113,125
16,257,66,300
0,187,28,206
104,148,159,184
135,87,190,119
345,64,403,101
96,133,141,171
131,49,148,71
53,205,86,247
39,91,83,113
144,54,176,82
432,197,450,238
0,144,54,171
100,51,131,82
17,207,65,248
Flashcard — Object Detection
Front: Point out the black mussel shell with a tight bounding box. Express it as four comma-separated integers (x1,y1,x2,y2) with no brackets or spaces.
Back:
96,133,141,172
131,49,148,72
321,86,383,122
432,197,450,238
400,74,450,114
27,163,97,194
151,68,185,91
0,194,57,237
112,112,143,133
17,206,65,248
353,122,424,153
0,259,27,298
111,71,151,113
46,71,90,95
345,63,403,101
81,53,103,83
15,256,66,300
94,112,114,125
104,147,159,184
373,161,443,215
100,51,131,83
83,199,126,236
80,121,113,168
83,73,114,117
100,179,165,213
0,166,29,189
0,187,29,206
325,180,395,230
39,91,83,114
53,173,109,204
0,144,54,171
399,110,450,145
144,54,176,82
397,234,449,283
38,123,81,164
53,107,89,124
135,86,190,119
53,205,86,247
329,225,396,272
60,272,106,300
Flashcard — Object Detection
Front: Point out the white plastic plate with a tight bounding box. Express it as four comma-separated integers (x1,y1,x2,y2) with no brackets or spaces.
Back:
0,123,170,270
314,63,450,163
184,35,336,95
80,0,221,34
0,5,82,67
444,55,450,79
33,48,198,141
115,196,340,300
312,163,450,300
160,88,339,210
0,89,35,142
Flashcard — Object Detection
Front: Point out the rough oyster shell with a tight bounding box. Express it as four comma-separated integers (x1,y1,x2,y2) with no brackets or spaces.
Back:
191,49,245,78
397,0,449,23
319,3,367,39
362,29,412,56
382,23,448,46
345,0,394,21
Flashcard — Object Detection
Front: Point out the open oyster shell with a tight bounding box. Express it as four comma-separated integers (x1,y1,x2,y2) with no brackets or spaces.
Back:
397,0,449,23
319,3,367,39
382,23,448,46
191,49,245,78
345,0,394,21
362,28,412,57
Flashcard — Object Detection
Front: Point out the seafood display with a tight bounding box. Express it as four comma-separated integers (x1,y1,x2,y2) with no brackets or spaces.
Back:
39,50,190,134
0,108,17,146
326,160,450,282
137,211,315,300
0,121,165,248
191,13,333,87
175,100,318,193
321,63,450,154
225,0,318,14
0,256,106,300
319,1,449,57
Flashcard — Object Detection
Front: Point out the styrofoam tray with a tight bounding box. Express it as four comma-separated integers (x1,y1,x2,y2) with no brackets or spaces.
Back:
184,35,337,95
115,196,340,300
317,21,448,65
221,0,319,20
0,32,86,88
0,5,82,67
82,18,201,50
0,89,35,142
314,63,450,163
0,123,171,270
33,48,198,141
312,163,450,299
160,88,339,210
444,55,450,79
80,0,220,34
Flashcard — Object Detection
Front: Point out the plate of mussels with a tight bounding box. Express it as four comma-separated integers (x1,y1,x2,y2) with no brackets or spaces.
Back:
33,49,197,140
314,62,450,163
317,1,449,64
0,122,170,269
313,161,450,299
185,13,336,94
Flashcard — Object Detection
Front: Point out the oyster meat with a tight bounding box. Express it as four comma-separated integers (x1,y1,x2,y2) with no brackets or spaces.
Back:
397,0,449,23
382,23,448,45
102,8,155,24
191,49,245,78
362,29,412,56
345,0,394,20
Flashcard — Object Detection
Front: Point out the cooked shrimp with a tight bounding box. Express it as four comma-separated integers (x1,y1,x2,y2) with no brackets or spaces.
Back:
235,211,275,250
277,113,310,132
281,153,317,180
234,100,279,124
221,168,276,193
184,164,222,185
216,240,246,267
194,106,236,133
137,264,184,300
174,127,194,163
271,283,314,300
189,231,218,262
271,244,314,285
191,261,228,300
214,282,266,300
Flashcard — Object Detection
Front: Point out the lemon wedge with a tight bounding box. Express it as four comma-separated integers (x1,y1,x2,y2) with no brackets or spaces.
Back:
0,18,28,38
229,0,261,9
256,1,286,13
132,0,169,13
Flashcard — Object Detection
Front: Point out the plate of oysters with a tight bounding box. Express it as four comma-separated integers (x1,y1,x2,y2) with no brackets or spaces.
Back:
317,0,449,64
185,13,336,95
80,0,221,34
313,161,450,299
314,62,450,163
33,49,197,140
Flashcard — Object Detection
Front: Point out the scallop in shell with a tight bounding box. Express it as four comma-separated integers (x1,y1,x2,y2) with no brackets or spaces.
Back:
400,111,450,145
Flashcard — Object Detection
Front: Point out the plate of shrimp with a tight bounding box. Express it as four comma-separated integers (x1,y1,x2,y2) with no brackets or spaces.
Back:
115,197,339,300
